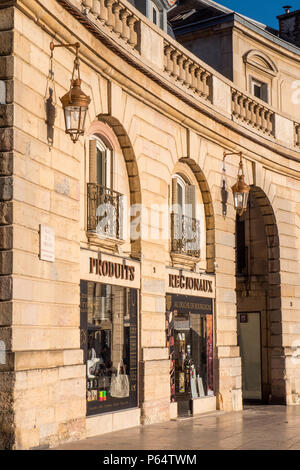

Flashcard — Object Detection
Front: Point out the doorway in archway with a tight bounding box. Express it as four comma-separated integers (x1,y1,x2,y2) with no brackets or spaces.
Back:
236,189,283,404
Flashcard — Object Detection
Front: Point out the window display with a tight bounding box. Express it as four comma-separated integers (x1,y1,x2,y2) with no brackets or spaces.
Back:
166,294,213,415
80,281,138,416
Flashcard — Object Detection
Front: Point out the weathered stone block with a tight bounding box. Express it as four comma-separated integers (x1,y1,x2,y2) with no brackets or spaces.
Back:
0,250,12,275
0,7,14,31
0,277,12,301
0,225,12,249
141,398,170,425
0,31,13,56
0,56,13,79
0,176,12,200
0,103,13,127
0,127,12,151
0,152,13,175
0,201,12,225
5,80,13,103
0,80,5,104
0,301,12,325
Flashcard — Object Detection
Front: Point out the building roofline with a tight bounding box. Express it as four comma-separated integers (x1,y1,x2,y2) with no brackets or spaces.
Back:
172,11,300,56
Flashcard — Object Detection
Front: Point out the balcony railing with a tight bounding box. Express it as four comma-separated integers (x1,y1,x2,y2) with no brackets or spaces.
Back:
164,41,212,102
232,89,274,136
62,0,300,149
87,183,123,239
171,212,201,258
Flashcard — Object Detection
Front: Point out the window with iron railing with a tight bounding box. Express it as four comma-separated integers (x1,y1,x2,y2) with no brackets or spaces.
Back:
171,212,201,257
87,136,123,240
87,183,123,239
171,174,201,258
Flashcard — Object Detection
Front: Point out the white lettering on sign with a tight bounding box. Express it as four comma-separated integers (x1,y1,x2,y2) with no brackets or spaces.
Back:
40,224,55,262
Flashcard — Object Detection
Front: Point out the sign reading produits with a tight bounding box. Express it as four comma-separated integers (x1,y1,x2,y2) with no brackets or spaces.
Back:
39,224,55,262
81,250,141,289
89,257,135,281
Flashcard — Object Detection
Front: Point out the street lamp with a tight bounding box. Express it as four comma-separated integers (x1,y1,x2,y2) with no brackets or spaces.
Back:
50,41,91,143
223,151,250,216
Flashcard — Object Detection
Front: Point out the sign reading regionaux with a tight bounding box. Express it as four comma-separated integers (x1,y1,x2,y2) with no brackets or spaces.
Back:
166,268,215,299
39,224,55,262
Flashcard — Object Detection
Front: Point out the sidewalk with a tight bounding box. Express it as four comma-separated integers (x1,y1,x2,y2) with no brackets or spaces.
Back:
55,405,300,450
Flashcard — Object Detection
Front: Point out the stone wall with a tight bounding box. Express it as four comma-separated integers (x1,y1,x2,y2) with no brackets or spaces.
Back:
0,4,14,450
0,0,299,450
7,3,87,449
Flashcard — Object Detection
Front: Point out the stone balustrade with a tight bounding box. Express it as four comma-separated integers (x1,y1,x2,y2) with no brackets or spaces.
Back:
232,89,274,136
66,1,300,149
81,0,139,50
295,123,300,147
163,41,212,101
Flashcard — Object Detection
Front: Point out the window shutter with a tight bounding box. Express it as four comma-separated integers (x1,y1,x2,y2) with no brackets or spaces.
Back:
89,139,97,184
185,184,196,219
172,177,178,208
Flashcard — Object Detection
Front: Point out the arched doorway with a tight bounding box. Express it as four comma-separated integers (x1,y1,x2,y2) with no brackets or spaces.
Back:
236,187,283,404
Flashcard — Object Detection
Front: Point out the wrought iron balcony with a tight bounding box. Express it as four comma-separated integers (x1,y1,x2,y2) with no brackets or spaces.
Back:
87,183,123,239
171,212,201,258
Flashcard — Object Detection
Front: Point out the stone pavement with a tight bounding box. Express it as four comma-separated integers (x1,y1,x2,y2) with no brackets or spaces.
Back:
56,406,300,450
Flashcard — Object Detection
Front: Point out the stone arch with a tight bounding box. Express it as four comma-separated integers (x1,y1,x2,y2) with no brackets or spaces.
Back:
237,184,284,403
251,186,284,402
92,115,142,257
243,49,278,76
178,157,215,273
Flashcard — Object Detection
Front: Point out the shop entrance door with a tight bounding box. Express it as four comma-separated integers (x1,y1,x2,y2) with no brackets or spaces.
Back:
238,312,262,401
166,294,214,417
174,323,192,417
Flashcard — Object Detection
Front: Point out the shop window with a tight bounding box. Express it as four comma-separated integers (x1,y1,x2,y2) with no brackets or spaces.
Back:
80,281,138,416
166,294,214,415
250,77,269,103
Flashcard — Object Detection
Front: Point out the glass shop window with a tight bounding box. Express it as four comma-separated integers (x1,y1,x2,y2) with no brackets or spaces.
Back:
166,295,214,406
80,281,138,416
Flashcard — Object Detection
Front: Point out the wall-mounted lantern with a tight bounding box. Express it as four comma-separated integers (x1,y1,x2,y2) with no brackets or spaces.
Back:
50,41,91,143
223,151,250,216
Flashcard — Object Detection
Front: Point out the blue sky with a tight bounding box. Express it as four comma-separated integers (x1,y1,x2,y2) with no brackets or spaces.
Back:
216,1,296,29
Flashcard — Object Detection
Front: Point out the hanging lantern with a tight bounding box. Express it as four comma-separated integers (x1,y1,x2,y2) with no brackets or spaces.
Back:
50,41,91,143
231,154,250,216
60,78,90,143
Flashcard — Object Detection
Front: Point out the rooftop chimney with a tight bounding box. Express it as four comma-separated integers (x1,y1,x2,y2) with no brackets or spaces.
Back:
277,6,300,47
283,5,292,14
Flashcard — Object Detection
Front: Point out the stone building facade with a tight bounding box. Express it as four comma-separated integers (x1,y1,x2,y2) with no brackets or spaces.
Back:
0,0,299,450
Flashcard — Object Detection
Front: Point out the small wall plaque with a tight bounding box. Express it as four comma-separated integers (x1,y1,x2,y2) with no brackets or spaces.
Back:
40,224,55,262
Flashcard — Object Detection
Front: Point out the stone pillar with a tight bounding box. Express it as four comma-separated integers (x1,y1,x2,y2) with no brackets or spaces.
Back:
3,4,87,449
0,4,14,450
139,196,170,424
214,221,243,411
